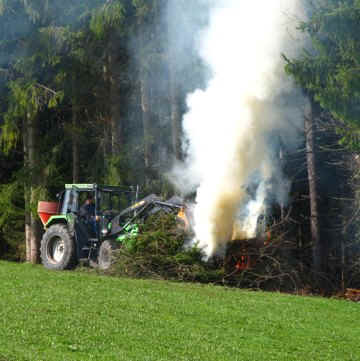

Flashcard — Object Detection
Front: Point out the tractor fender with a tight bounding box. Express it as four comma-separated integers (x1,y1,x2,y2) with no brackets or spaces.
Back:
45,216,68,229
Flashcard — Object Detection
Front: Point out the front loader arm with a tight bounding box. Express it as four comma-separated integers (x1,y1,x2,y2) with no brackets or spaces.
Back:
107,200,184,239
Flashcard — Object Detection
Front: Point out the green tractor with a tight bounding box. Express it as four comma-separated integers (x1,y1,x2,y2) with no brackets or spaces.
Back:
37,184,189,270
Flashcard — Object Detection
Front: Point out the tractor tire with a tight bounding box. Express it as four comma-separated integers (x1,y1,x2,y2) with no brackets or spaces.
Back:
98,240,120,271
40,224,77,270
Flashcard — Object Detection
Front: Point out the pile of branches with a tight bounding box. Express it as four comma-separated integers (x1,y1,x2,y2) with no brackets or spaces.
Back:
108,213,223,283
225,233,310,293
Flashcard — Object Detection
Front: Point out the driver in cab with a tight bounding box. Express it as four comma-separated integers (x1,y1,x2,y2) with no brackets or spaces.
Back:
80,195,97,234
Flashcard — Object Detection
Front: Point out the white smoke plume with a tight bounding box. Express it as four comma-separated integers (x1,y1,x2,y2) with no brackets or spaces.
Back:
171,0,307,257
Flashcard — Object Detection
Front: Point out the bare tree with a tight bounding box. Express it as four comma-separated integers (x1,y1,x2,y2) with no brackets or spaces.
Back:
72,106,79,183
168,47,182,161
25,113,40,264
305,100,322,273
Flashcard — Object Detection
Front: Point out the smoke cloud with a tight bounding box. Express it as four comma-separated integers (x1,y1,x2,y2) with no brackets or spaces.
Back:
170,0,308,257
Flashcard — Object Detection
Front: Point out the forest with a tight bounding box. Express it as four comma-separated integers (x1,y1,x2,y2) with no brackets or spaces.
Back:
1,0,360,293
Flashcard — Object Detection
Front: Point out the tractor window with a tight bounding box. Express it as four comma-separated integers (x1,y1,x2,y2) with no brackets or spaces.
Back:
98,192,129,214
78,192,95,210
61,191,70,214
66,190,78,213
78,192,88,206
99,192,111,212
71,191,79,213
61,190,79,214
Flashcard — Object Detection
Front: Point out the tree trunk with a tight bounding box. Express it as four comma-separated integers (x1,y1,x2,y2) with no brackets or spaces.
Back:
279,144,285,220
305,101,322,273
72,106,79,183
167,9,182,162
103,50,122,159
137,22,152,169
109,52,122,156
29,193,40,264
23,117,31,262
167,13,182,162
341,230,345,292
140,67,151,169
169,62,182,161
102,54,111,168
27,114,40,264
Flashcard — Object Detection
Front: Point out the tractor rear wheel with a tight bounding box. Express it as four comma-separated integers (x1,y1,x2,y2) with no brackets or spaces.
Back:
98,240,120,270
40,224,77,270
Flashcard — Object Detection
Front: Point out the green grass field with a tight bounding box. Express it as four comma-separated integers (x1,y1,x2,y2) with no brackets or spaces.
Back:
0,261,359,361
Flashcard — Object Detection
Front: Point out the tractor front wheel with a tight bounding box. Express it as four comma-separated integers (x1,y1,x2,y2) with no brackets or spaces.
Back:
98,240,120,270
40,224,77,270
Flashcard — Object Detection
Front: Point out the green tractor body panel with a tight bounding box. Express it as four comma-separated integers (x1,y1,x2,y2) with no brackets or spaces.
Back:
116,223,139,242
45,215,68,228
45,214,74,229
116,223,139,251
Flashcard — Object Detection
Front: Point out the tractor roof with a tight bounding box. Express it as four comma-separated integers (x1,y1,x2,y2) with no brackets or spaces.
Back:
65,184,96,190
65,184,138,193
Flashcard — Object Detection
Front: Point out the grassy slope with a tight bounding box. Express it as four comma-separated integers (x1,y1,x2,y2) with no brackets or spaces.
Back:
0,261,359,361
